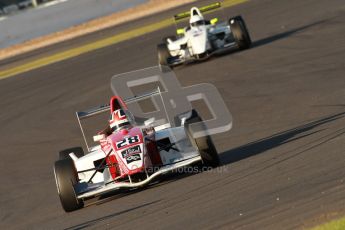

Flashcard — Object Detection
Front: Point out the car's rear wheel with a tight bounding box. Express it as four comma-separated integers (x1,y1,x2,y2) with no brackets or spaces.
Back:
59,147,84,160
229,15,252,49
184,110,220,168
157,43,171,66
54,158,84,212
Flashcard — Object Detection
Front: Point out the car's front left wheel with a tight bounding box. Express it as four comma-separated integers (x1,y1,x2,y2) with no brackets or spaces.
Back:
54,158,84,212
157,43,171,66
59,147,84,160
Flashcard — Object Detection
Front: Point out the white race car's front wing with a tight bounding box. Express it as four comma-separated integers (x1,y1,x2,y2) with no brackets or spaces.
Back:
168,41,238,66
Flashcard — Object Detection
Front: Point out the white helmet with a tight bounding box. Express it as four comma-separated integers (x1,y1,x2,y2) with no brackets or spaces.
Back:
190,15,205,28
189,7,204,28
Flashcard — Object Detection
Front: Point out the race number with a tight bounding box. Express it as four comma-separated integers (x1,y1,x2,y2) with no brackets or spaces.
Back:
116,135,140,148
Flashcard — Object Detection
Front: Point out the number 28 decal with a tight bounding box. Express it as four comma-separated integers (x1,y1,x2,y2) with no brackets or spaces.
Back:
116,135,140,148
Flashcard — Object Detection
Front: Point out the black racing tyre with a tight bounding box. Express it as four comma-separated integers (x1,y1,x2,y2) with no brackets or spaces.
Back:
157,43,171,66
229,15,252,49
54,158,84,212
184,110,220,168
59,147,84,160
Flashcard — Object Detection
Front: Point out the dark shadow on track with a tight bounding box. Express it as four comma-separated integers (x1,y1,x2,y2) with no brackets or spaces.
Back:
68,173,204,228
65,200,161,230
219,111,345,165
251,19,329,48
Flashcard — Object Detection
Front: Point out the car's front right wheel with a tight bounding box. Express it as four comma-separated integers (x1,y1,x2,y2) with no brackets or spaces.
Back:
229,15,252,49
184,109,220,168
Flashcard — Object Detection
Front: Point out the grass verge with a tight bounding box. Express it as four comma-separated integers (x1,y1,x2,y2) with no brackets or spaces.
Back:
311,217,345,230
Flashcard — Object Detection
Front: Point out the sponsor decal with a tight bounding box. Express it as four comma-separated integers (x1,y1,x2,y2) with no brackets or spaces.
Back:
125,154,141,164
121,145,141,158
121,145,142,164
193,31,202,37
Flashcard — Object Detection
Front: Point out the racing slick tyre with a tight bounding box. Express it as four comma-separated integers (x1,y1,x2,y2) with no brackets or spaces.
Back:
54,158,84,212
184,110,220,168
59,147,84,160
157,43,171,66
229,15,252,49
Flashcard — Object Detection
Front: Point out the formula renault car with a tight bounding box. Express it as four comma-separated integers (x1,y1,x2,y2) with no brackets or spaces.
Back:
53,90,220,212
157,2,251,66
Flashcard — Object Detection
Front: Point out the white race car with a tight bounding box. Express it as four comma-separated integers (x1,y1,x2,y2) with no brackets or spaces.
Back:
157,2,252,66
53,89,220,212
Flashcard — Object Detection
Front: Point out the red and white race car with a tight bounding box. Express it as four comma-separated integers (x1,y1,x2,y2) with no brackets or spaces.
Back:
53,89,220,212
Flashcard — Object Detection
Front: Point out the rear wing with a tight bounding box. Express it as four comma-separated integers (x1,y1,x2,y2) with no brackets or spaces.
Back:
174,2,221,21
76,88,161,120
76,88,162,151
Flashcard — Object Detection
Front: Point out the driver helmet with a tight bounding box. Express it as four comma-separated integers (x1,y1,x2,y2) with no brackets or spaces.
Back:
190,15,205,28
109,109,130,131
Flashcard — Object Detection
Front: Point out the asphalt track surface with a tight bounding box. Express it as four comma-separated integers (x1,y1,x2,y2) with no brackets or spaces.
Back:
1,0,345,229
0,0,147,48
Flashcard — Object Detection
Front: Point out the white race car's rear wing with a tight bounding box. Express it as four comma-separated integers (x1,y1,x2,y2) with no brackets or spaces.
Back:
76,88,162,151
174,2,221,21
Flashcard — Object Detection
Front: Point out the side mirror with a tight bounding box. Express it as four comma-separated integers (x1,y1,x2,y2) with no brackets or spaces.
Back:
210,18,218,25
93,134,105,142
176,28,185,35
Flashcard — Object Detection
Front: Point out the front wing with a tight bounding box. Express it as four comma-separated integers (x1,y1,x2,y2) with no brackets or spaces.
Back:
75,155,202,199
168,41,238,66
